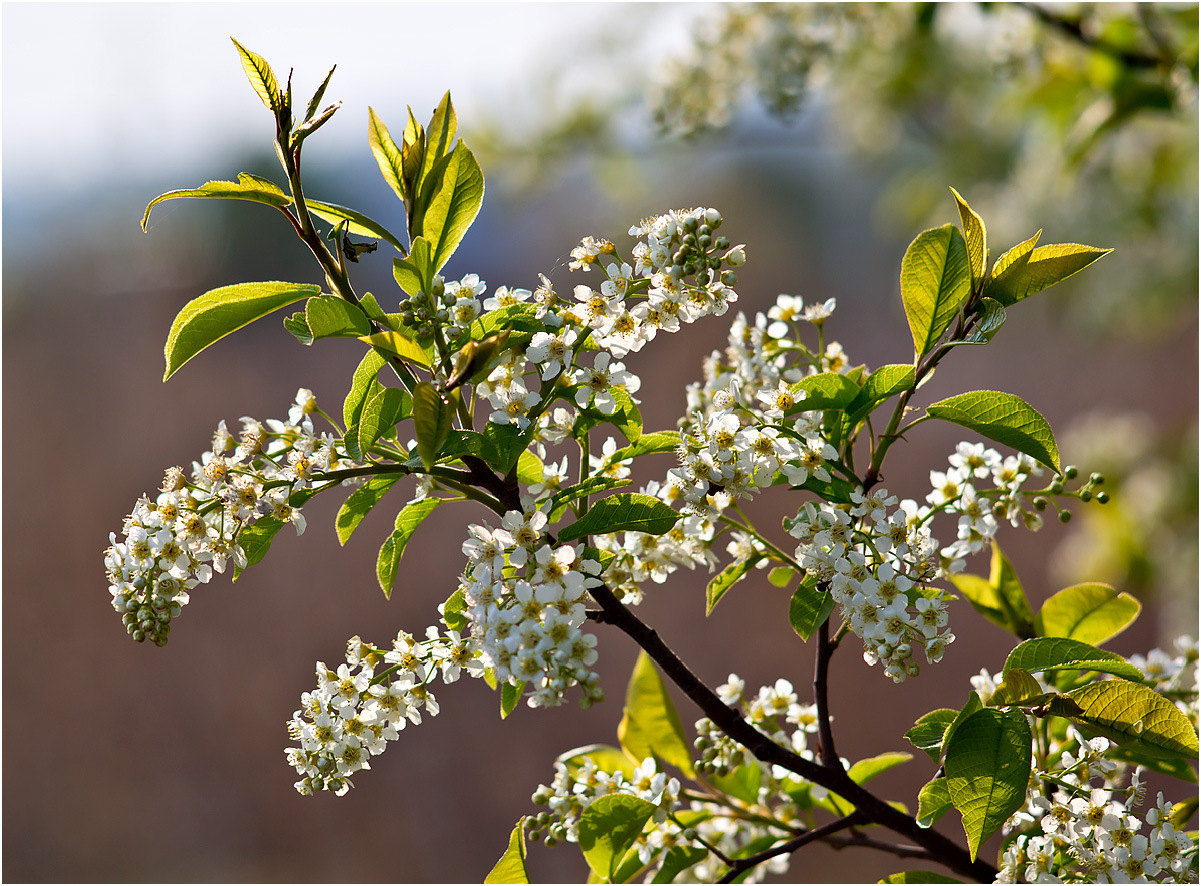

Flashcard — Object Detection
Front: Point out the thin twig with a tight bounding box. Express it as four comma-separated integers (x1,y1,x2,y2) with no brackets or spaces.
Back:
716,812,866,883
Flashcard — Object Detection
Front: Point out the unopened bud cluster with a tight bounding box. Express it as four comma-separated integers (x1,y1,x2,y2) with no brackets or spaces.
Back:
104,390,341,645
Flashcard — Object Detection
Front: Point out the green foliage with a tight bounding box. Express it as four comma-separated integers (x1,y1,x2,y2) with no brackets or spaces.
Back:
231,38,282,115
336,475,403,545
420,141,485,273
162,281,319,381
915,777,953,829
557,493,680,543
705,553,764,615
232,517,286,581
788,578,835,641
577,794,657,882
948,541,1036,639
1036,583,1141,645
412,382,452,471
617,652,695,778
901,224,972,357
376,498,443,597
943,707,1032,861
950,187,987,287
1067,680,1199,760
905,709,957,763
485,820,531,884
925,391,1059,473
141,173,292,231
879,870,961,884
1002,637,1145,683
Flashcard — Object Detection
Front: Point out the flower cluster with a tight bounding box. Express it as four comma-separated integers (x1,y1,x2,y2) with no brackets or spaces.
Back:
525,674,832,884
786,487,954,682
565,207,746,358
459,509,606,709
285,627,485,795
104,390,341,645
526,755,683,856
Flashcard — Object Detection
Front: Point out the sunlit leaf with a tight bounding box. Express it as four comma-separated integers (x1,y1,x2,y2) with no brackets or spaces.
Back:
163,281,319,381
336,475,403,545
950,187,987,287
484,820,531,884
926,391,1059,473
376,498,443,597
901,224,972,357
1037,583,1141,646
617,651,695,777
944,708,1031,861
1004,637,1144,682
577,795,656,882
1068,680,1199,760
557,493,679,542
142,172,292,231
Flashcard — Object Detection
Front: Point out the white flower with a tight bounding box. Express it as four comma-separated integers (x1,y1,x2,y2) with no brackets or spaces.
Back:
573,352,639,414
527,327,578,381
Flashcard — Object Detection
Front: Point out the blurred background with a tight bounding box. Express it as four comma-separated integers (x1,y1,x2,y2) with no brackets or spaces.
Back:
4,3,1197,882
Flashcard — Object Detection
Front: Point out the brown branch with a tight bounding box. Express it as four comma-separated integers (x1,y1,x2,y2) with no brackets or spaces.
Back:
587,583,999,882
716,812,866,883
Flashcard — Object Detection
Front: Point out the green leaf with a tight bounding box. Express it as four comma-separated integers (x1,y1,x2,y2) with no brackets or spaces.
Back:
343,350,386,427
231,38,281,114
880,869,961,883
941,692,985,763
283,310,312,346
419,141,484,273
915,777,954,829
501,680,524,719
393,237,434,297
609,388,643,444
367,107,407,203
984,230,1041,304
577,794,656,882
412,382,453,471
906,709,958,762
441,587,468,633
558,493,679,543
787,371,860,412
232,516,285,580
141,173,291,231
336,475,403,545
556,744,638,781
987,668,1050,707
706,553,763,615
1067,680,1199,760
376,498,443,597
163,281,320,381
359,329,432,368
962,297,1006,345
848,751,913,785
421,91,458,186
358,386,410,456
944,708,1032,861
768,566,794,588
305,295,371,340
302,63,337,124
617,651,696,777
548,477,633,514
1004,637,1145,683
949,541,1040,640
846,364,915,422
788,578,835,641
605,431,681,464
900,224,972,357
515,449,545,486
484,820,531,884
950,187,987,288
926,390,1059,473
711,759,762,804
306,199,406,254
650,846,707,883
986,242,1112,307
1037,583,1141,646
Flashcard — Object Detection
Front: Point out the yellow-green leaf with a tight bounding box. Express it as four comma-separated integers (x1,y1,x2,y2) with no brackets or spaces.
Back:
142,173,291,231
359,330,432,368
1037,583,1141,646
617,651,695,777
987,242,1112,306
484,820,531,884
1068,680,1199,760
231,38,281,114
926,391,1059,473
367,107,407,203
901,224,972,357
419,141,484,273
163,281,319,381
950,187,987,287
